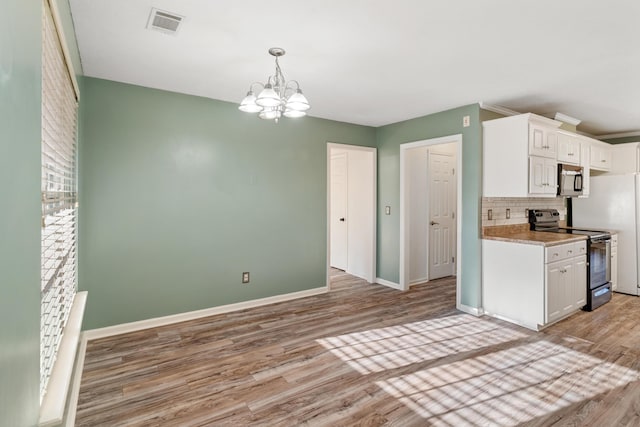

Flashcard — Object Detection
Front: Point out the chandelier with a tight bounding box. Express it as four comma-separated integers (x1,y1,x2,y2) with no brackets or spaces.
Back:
238,47,310,122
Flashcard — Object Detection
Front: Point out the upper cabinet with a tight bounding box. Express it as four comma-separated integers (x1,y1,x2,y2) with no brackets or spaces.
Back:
579,140,591,197
483,113,562,198
557,131,581,165
610,142,640,173
483,112,616,198
529,124,558,158
589,139,612,171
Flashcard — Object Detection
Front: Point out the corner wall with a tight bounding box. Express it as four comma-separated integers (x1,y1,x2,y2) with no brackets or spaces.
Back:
79,77,376,329
0,1,43,425
376,104,482,308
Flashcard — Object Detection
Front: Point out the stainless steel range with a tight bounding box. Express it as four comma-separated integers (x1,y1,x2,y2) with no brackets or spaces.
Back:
529,209,612,311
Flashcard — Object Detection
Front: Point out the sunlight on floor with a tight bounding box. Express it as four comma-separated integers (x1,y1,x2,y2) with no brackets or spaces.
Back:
318,315,639,426
316,314,528,374
376,339,639,426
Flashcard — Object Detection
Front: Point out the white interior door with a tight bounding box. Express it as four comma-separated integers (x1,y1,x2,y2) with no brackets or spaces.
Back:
346,150,375,280
428,151,456,279
330,152,348,270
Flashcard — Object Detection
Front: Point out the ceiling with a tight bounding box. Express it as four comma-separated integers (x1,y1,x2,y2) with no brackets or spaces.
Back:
69,0,639,136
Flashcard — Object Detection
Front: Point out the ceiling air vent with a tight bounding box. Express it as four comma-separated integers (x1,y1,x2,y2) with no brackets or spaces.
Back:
147,8,184,35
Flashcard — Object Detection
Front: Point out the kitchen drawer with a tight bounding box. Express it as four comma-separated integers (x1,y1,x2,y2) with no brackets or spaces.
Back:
573,241,587,257
546,241,586,263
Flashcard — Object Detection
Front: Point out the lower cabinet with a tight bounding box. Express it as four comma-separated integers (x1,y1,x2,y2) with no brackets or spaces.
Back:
546,255,587,323
483,239,587,330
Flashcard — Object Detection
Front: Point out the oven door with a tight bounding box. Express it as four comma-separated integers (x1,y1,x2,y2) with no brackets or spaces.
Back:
589,238,611,289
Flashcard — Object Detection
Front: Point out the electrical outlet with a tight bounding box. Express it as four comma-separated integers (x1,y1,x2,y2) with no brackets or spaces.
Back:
487,209,493,220
506,208,511,219
242,272,250,283
385,206,391,215
463,115,470,127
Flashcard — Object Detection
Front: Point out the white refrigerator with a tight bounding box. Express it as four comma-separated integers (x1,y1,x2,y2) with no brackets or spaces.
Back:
573,173,640,296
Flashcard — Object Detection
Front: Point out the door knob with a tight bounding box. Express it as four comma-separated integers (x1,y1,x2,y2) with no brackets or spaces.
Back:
339,218,345,222
430,221,439,226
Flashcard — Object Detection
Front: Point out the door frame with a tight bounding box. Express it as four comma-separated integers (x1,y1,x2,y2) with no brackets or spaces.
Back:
326,143,377,288
399,135,462,300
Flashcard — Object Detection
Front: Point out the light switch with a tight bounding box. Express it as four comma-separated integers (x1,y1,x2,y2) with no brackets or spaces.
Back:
385,206,391,215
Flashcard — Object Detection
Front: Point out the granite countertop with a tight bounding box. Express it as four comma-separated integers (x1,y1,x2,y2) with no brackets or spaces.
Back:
482,224,588,247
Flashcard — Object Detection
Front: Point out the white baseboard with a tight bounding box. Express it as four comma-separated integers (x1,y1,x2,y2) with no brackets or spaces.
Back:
84,287,328,341
409,277,428,286
457,303,484,317
483,311,539,331
376,277,403,290
39,291,87,427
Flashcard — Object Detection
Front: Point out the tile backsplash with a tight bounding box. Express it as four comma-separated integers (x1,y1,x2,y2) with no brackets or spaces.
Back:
482,197,566,227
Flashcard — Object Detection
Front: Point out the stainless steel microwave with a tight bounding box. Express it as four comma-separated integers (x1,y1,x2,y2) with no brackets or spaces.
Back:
557,163,584,197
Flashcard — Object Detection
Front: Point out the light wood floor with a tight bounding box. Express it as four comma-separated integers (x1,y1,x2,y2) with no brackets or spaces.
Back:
76,272,640,426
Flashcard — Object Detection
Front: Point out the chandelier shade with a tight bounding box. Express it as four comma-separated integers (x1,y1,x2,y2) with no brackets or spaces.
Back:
285,90,310,111
258,108,281,120
239,48,310,123
283,109,306,118
255,84,281,108
238,91,262,113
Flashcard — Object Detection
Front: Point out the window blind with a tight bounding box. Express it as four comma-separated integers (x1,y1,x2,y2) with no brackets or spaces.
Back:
40,0,78,401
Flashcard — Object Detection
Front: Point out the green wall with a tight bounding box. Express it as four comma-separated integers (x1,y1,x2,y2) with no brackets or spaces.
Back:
604,136,640,144
79,77,376,329
0,0,42,425
376,104,483,308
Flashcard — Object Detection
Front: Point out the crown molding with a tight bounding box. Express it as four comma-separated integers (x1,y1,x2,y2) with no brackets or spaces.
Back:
478,102,521,117
596,130,640,140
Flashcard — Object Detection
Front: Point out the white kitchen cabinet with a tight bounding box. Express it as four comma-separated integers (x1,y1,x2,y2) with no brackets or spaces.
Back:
483,113,562,198
611,233,618,291
483,239,587,330
574,256,587,307
546,252,587,323
590,140,612,171
557,131,581,165
579,140,591,197
529,123,558,158
610,142,640,173
529,156,557,195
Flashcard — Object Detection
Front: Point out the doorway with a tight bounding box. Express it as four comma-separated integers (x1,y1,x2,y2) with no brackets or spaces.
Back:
327,143,377,288
400,135,462,296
